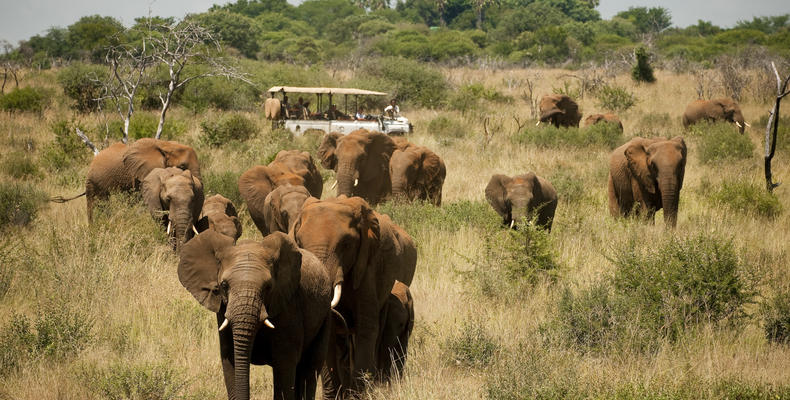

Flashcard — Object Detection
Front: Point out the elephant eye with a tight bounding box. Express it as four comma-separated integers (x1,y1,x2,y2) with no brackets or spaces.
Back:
220,280,229,294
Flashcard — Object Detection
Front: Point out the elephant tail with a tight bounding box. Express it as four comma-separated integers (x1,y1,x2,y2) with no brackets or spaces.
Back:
51,192,86,203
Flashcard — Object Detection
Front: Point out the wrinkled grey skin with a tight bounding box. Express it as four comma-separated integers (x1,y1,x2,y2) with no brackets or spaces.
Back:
263,184,311,235
178,231,331,400
485,173,558,231
608,136,687,228
141,167,203,249
196,194,242,240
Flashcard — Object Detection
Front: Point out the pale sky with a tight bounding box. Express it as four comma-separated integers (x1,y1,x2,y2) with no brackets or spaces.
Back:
2,0,790,46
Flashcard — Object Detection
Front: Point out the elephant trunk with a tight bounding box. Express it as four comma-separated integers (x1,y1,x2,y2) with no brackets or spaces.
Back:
391,175,408,201
659,182,680,228
170,205,193,248
336,160,357,197
228,288,263,400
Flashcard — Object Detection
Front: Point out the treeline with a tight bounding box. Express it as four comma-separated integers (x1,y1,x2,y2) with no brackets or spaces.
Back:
3,0,790,68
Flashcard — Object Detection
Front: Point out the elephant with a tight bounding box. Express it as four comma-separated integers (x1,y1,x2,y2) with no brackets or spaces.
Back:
608,136,687,228
390,145,446,206
80,138,201,222
584,113,623,132
485,173,558,231
239,150,322,236
263,184,312,235
142,167,204,248
537,94,581,128
196,194,242,240
178,230,331,400
682,98,748,134
292,196,417,397
317,130,396,206
376,280,414,382
264,97,282,120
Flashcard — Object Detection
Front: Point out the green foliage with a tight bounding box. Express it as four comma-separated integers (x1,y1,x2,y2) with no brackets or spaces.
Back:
426,116,470,139
1,153,41,179
514,124,622,149
377,200,497,235
202,170,243,207
0,87,51,114
200,114,258,147
447,83,512,113
631,46,656,83
189,10,260,58
0,182,48,230
41,119,91,172
443,318,499,367
693,123,755,163
548,167,587,204
352,57,448,108
87,361,185,400
615,6,671,34
513,25,570,64
555,281,616,350
706,179,782,218
762,285,790,344
107,112,187,141
66,15,125,62
595,84,637,112
57,63,107,112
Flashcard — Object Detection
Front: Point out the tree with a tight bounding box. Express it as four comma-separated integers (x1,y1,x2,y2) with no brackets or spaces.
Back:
66,15,125,61
631,46,655,83
436,0,448,27
189,11,261,58
616,6,671,35
471,0,495,30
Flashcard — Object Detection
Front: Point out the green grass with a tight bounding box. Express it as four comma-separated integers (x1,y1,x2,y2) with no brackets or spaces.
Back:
691,122,755,163
705,179,782,218
514,124,622,149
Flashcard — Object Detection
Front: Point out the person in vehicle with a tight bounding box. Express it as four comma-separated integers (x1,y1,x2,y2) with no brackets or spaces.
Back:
325,104,349,120
295,97,310,119
384,99,400,119
355,106,369,120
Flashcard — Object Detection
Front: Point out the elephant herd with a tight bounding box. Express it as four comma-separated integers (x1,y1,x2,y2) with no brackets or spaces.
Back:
55,90,749,398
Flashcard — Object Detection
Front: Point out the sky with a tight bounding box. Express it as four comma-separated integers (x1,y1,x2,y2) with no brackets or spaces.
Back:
2,0,790,46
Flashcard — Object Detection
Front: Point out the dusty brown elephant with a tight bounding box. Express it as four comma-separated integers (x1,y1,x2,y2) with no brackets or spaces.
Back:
584,113,623,132
142,167,204,248
682,98,748,134
271,150,323,198
263,184,311,235
196,194,242,240
73,138,201,222
376,280,414,382
608,136,687,228
264,97,282,120
390,145,446,206
537,94,581,128
485,173,558,231
317,130,396,206
292,196,417,397
179,230,331,400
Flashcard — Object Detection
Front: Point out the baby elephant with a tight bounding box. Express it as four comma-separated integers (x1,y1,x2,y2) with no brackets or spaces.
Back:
377,280,415,382
142,167,204,248
196,194,242,240
485,173,558,231
584,113,623,133
263,184,311,235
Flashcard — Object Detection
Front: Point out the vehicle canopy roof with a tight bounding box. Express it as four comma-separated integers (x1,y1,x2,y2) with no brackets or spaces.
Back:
267,86,388,96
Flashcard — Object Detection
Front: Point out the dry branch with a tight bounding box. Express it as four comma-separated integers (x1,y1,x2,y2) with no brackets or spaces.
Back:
764,62,790,192
76,127,99,156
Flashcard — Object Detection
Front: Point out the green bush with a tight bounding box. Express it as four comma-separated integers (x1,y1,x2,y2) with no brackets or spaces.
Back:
555,282,617,350
351,57,448,108
443,318,499,367
0,181,48,230
41,119,91,172
179,76,260,113
1,153,41,179
202,170,243,207
707,179,782,218
57,62,107,112
631,45,656,83
377,200,497,236
595,84,637,112
514,124,622,149
106,113,186,141
426,115,470,139
694,123,755,163
200,113,258,147
548,168,587,204
88,361,185,400
447,83,512,114
259,128,295,164
762,285,790,344
0,87,51,114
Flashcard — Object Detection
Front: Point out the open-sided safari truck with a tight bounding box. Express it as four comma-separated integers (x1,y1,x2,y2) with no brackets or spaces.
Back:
264,86,413,135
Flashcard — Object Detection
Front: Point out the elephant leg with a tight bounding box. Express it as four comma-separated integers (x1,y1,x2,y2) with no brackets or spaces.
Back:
352,311,381,389
273,364,298,400
216,311,236,399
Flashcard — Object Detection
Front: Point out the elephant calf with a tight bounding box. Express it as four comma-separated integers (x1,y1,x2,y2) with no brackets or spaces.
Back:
196,194,242,240
682,98,748,134
142,167,203,248
584,113,623,132
262,184,311,235
608,136,687,227
485,173,558,231
376,280,415,382
390,143,446,206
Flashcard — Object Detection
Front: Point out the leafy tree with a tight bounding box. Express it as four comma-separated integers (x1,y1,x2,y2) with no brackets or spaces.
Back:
735,14,790,34
189,11,261,58
615,6,671,35
515,25,570,63
631,46,655,83
539,0,600,23
686,20,722,36
297,0,362,35
66,15,125,61
489,2,570,42
209,0,294,17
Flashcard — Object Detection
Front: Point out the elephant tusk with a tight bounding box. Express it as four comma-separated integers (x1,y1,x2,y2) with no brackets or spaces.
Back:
264,319,275,329
192,225,199,235
330,180,337,190
166,220,172,235
219,318,229,331
745,122,751,127
734,121,742,128
354,178,359,187
509,220,515,229
535,120,541,126
331,284,342,308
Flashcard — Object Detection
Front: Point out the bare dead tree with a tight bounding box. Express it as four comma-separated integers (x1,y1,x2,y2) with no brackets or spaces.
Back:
764,62,790,192
1,40,20,94
717,56,749,102
513,116,526,133
521,74,541,119
148,20,251,139
694,70,719,100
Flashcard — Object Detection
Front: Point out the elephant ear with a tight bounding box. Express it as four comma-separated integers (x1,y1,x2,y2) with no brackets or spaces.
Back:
671,136,688,191
318,132,343,170
418,149,444,183
368,131,397,162
350,197,381,290
124,138,167,185
485,174,512,219
141,168,172,219
261,232,302,317
263,187,285,234
178,230,235,312
624,140,656,195
184,169,204,227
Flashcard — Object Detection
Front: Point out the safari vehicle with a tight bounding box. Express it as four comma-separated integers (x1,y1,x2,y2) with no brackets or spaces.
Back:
264,86,413,136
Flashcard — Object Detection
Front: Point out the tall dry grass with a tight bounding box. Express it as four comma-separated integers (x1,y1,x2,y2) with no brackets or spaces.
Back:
2,66,790,399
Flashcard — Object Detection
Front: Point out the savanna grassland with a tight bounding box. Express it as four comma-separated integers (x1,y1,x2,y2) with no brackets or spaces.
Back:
2,64,790,400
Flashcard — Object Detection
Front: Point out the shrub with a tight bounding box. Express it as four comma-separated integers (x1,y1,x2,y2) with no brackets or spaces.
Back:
200,113,258,147
41,119,91,171
0,182,48,230
514,124,622,149
259,128,295,164
352,57,449,108
377,200,496,236
1,153,41,179
631,46,656,83
179,76,260,113
548,168,587,204
443,318,499,367
707,179,782,218
694,122,755,163
202,170,243,207
57,62,107,112
484,342,578,400
447,83,512,114
426,115,470,139
762,285,790,344
555,282,617,350
88,361,185,400
0,87,51,114
106,112,186,141
595,84,637,112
